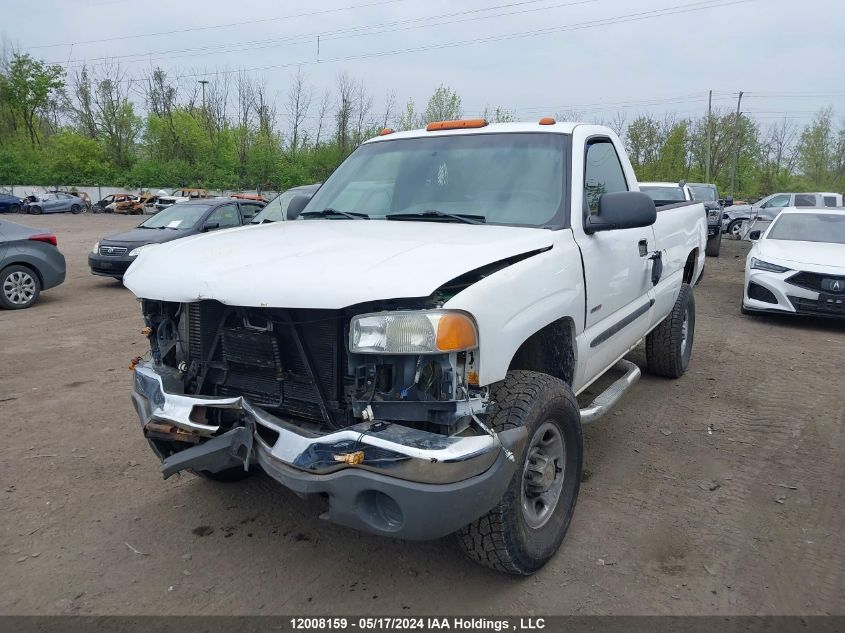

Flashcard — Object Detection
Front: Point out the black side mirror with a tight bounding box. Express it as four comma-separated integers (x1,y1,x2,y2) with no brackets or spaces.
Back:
724,196,734,206
286,195,311,220
202,222,220,232
748,230,761,241
584,191,657,234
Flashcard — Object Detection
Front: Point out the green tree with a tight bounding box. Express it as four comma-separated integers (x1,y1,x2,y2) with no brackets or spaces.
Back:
422,85,461,124
0,54,65,146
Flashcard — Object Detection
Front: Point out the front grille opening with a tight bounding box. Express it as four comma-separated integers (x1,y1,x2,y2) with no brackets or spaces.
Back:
186,301,346,427
748,282,777,304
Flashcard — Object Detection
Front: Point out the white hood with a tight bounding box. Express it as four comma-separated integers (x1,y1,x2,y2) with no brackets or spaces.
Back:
123,220,555,308
757,239,845,271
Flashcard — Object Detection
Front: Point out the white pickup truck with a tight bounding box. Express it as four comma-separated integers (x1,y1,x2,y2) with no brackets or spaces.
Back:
125,120,706,575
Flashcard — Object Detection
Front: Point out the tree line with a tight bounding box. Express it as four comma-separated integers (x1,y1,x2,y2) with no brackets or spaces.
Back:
1,51,844,197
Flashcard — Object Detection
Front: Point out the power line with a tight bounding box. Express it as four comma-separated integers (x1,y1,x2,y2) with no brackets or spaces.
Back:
20,0,417,50
153,0,760,83
49,0,595,69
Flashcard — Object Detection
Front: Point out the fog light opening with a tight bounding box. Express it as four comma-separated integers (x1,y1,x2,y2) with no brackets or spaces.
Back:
356,490,404,533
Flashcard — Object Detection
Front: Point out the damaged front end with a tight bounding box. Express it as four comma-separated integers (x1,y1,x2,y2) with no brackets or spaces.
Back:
131,298,525,539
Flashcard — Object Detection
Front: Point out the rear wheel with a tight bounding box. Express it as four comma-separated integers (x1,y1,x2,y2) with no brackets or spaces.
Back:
646,283,695,378
0,265,41,309
457,370,583,575
728,219,744,239
705,231,721,256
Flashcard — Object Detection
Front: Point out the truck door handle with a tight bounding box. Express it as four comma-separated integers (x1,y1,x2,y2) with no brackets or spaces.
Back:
638,239,648,257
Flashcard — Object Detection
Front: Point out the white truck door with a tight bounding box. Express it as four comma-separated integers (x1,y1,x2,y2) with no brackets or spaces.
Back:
571,133,657,389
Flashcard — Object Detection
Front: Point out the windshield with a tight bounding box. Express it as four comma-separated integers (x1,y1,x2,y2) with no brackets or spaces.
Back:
252,190,299,223
141,203,211,229
688,184,717,202
641,186,685,201
301,133,567,227
767,213,845,244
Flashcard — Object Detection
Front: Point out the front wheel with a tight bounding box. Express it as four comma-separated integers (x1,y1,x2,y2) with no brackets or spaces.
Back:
9,203,20,214
457,370,583,575
646,283,695,378
727,219,744,239
29,206,42,215
70,204,82,214
705,231,721,256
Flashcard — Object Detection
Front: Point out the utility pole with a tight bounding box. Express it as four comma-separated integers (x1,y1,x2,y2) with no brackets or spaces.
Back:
729,90,744,197
198,79,209,110
705,90,712,183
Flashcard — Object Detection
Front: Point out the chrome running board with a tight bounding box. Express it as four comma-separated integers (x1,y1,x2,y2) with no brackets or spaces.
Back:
579,359,641,424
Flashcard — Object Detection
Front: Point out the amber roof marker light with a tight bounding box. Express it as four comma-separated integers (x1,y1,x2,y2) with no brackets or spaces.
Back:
379,128,395,136
539,117,556,125
426,118,488,132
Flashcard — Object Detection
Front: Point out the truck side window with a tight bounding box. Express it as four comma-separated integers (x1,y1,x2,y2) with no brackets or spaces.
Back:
794,194,816,207
584,139,628,214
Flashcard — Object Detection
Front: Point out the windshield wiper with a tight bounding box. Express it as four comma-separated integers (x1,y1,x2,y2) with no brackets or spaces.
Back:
386,210,486,225
300,208,369,220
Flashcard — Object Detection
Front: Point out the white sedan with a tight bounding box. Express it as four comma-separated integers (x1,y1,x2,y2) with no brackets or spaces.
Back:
742,208,845,318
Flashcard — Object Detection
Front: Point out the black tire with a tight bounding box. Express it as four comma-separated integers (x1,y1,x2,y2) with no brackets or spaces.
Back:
457,370,583,575
9,203,20,214
70,203,82,214
29,206,42,215
194,466,256,482
727,219,744,239
646,283,695,378
705,231,721,257
0,264,41,309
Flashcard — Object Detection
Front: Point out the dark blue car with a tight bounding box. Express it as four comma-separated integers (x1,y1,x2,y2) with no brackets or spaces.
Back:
0,194,23,214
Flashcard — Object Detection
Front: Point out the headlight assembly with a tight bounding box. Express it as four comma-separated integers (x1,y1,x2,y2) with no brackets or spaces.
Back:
350,310,478,354
750,257,790,273
92,241,99,254
129,244,156,257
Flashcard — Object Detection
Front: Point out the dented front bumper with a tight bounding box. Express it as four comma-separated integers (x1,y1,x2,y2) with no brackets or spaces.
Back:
131,362,524,539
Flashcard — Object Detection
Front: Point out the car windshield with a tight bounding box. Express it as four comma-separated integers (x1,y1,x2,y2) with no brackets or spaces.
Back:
688,185,717,201
767,213,845,244
300,132,567,227
641,186,685,201
252,190,299,223
141,203,211,229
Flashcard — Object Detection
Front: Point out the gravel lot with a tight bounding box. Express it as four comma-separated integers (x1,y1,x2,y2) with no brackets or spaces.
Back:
1,213,843,615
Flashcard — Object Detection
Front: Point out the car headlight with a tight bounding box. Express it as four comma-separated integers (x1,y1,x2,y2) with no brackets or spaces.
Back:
707,209,721,221
750,257,790,273
92,241,99,254
129,244,156,257
350,310,478,354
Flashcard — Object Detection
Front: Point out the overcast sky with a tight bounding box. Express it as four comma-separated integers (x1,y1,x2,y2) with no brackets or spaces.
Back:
4,0,844,131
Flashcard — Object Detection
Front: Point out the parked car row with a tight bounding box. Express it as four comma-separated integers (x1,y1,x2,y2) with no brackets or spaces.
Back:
722,191,843,238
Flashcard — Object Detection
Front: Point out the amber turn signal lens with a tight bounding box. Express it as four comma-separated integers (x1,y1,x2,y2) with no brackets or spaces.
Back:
379,128,394,136
426,118,488,132
539,116,556,125
435,313,478,352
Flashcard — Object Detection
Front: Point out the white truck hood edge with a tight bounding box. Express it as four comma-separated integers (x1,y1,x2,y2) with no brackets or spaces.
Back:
123,220,556,309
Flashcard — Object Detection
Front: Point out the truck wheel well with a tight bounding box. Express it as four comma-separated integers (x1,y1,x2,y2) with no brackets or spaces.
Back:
508,318,576,386
683,249,698,284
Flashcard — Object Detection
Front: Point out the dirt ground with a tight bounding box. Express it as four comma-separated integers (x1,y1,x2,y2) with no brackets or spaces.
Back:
0,213,843,616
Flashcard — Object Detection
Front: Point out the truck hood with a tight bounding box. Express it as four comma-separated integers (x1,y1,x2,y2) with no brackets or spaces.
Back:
757,239,845,270
123,220,556,308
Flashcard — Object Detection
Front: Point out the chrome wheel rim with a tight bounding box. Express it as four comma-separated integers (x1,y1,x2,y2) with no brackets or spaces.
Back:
3,271,36,305
521,421,565,529
730,222,742,237
680,307,690,355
